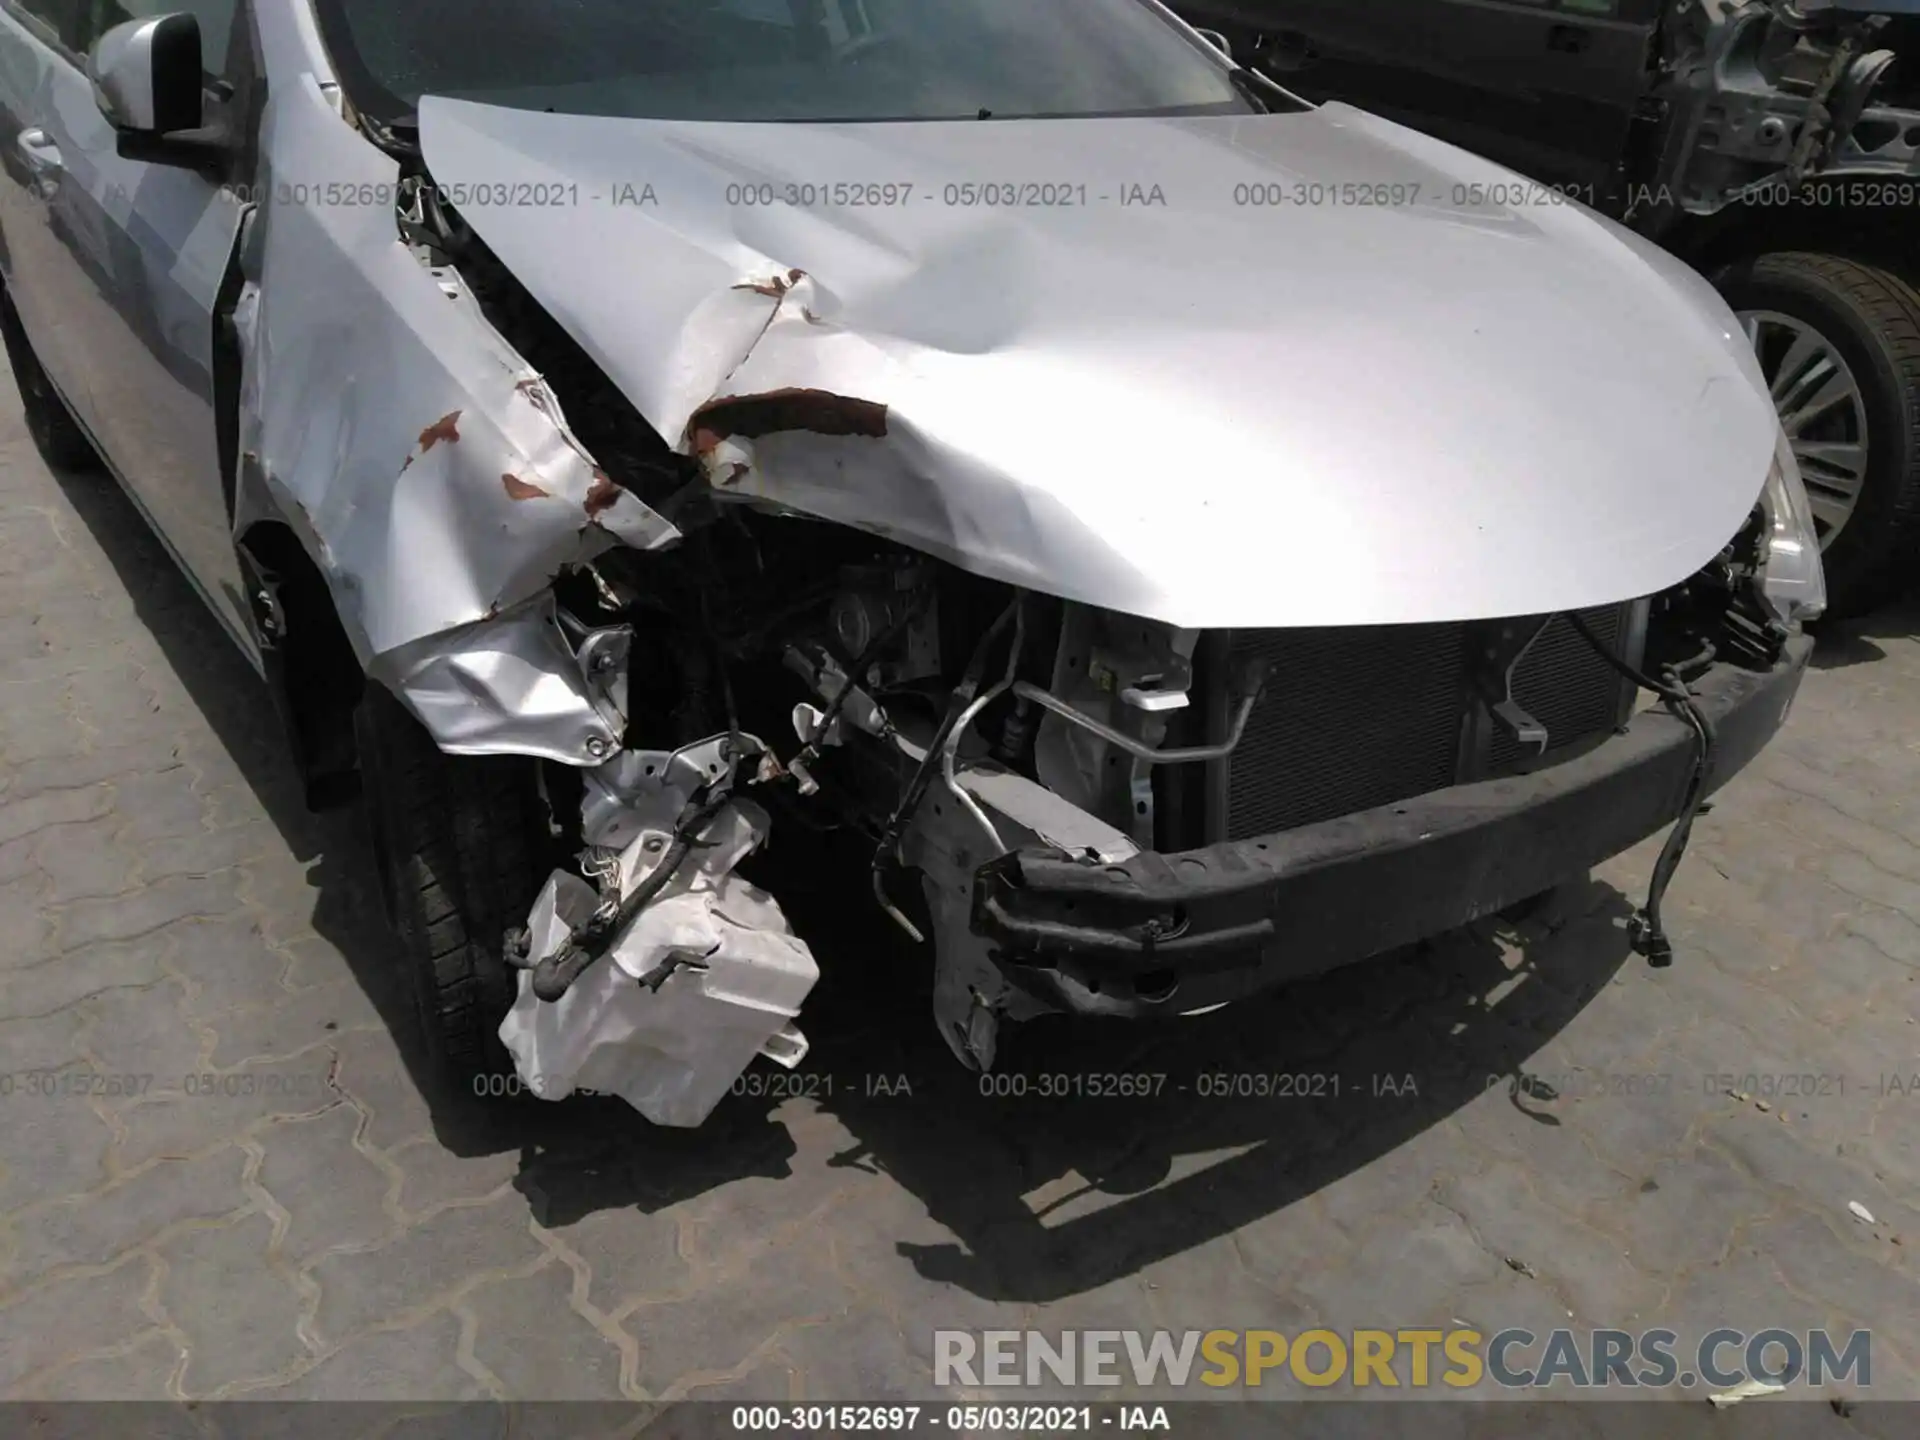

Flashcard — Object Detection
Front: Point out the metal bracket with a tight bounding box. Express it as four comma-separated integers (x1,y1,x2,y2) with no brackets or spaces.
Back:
1473,615,1554,758
576,626,633,726
1120,678,1190,712
579,734,739,849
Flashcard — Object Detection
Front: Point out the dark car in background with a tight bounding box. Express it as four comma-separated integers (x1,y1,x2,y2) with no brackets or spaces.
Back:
1178,0,1920,617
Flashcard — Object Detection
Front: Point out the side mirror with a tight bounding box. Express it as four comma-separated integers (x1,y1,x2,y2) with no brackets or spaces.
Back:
89,14,235,175
90,14,205,134
1194,28,1234,60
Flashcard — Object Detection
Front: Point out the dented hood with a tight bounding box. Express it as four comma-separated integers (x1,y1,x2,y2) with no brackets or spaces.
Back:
418,97,1777,627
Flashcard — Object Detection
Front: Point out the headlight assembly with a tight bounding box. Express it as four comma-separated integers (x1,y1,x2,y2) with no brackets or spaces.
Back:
1757,430,1826,625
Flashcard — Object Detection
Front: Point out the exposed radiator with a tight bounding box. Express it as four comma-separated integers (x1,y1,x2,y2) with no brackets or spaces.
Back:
1216,605,1634,843
1224,621,1467,841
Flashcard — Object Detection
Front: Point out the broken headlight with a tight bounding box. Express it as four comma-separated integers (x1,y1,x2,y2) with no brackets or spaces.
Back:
1757,431,1826,626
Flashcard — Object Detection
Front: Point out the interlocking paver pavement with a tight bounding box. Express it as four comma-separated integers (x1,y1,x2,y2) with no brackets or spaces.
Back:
0,362,1916,1407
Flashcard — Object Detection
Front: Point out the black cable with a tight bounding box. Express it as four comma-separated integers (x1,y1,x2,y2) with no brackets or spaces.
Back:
526,572,927,1000
790,583,933,773
530,780,738,1002
1567,612,1718,968
696,558,746,774
529,569,750,1004
869,601,1019,922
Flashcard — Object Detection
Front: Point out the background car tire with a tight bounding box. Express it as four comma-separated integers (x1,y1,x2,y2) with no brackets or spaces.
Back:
353,681,554,1093
0,289,100,473
1716,252,1920,620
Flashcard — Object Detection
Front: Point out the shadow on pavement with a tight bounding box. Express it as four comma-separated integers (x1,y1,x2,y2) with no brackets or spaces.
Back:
49,454,1642,1308
1809,594,1920,671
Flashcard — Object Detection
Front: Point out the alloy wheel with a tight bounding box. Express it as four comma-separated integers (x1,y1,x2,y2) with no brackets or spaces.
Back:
1738,308,1869,545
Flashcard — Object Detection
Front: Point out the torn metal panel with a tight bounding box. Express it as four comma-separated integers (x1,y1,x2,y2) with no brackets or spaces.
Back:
417,96,1782,631
372,593,625,766
233,74,680,672
898,780,1063,1072
895,747,1137,1069
692,387,890,447
500,796,818,1128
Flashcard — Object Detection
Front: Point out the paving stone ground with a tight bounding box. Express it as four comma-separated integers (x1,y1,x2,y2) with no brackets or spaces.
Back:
0,361,1916,1418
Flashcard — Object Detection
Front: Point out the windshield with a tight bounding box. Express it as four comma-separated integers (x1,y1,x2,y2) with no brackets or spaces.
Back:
312,0,1251,125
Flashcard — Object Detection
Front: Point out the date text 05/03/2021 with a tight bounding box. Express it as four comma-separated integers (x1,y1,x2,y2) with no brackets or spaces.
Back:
727,1405,1168,1433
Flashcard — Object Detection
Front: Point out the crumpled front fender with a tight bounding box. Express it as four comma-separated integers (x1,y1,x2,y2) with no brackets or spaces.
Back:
233,73,679,728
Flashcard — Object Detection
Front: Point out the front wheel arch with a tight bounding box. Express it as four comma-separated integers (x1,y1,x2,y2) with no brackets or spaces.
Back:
236,520,365,810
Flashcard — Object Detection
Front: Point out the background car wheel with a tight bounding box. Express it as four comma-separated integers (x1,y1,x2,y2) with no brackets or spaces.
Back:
0,289,99,473
353,681,554,1093
1717,252,1920,620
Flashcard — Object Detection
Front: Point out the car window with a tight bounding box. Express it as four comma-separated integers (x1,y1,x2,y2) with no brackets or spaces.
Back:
313,0,1249,124
87,0,234,68
6,0,92,54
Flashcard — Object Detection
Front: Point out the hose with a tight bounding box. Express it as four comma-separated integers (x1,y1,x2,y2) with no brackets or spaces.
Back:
530,782,737,1002
1567,613,1718,968
869,599,1021,941
790,583,932,769
940,602,1026,856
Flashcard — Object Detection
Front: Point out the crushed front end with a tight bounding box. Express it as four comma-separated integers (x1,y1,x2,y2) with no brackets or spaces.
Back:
237,62,1820,1124
342,188,1818,1113
364,472,1813,1113
651,450,1818,1076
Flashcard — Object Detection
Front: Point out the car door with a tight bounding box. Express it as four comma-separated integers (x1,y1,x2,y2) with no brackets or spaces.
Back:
1184,0,1663,202
0,0,105,417
0,0,257,661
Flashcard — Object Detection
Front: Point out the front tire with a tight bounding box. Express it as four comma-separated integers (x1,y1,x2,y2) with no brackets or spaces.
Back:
0,288,99,473
353,682,553,1091
1718,251,1920,620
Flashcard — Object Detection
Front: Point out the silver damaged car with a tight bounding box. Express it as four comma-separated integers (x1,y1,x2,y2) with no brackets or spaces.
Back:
0,0,1822,1125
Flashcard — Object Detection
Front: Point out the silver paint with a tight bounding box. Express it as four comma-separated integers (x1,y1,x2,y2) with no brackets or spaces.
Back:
7,0,1784,761
1,8,254,661
232,69,680,667
87,18,168,132
417,96,1783,634
371,594,625,767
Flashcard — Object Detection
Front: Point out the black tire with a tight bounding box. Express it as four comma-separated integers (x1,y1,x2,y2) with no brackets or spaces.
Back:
1715,252,1920,620
353,681,553,1091
0,287,99,473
